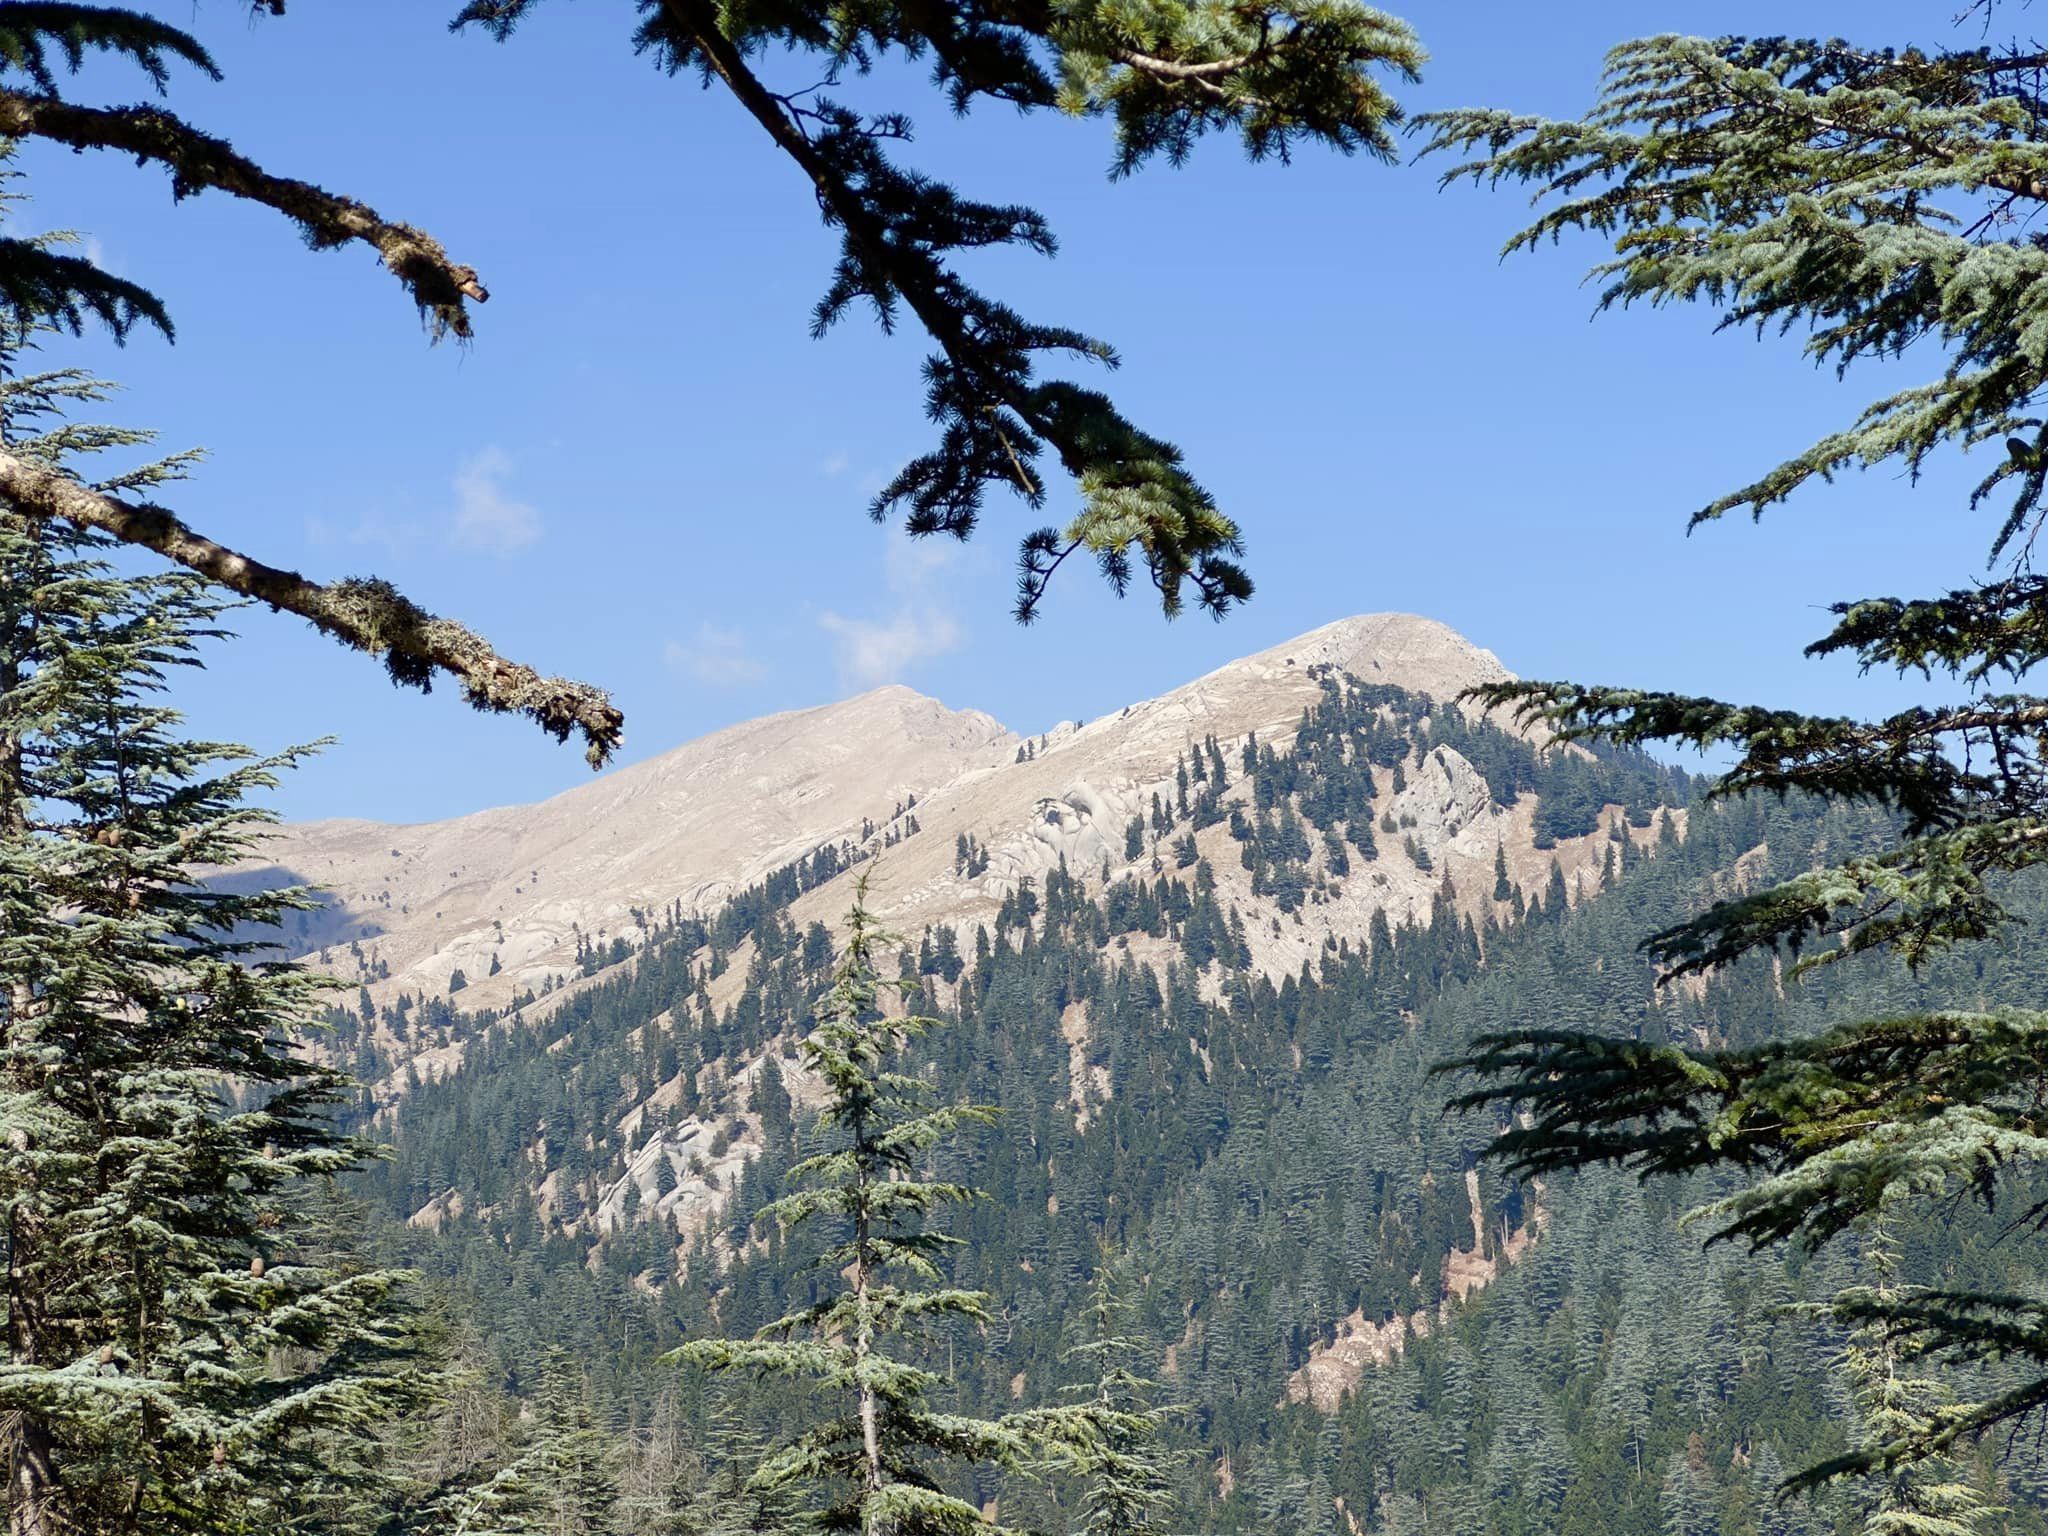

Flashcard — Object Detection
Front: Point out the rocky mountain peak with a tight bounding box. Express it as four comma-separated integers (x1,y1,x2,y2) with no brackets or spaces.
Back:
241,613,1542,1019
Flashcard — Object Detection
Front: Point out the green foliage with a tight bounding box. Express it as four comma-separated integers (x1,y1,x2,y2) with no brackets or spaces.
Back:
674,881,1087,1535
1418,18,2048,1492
1051,1263,1180,1536
1450,1008,2048,1247
0,350,428,1533
1827,1229,2003,1535
1421,36,2048,548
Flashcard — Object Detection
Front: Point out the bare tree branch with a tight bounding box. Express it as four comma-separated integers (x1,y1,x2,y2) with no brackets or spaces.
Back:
0,90,488,336
0,450,623,765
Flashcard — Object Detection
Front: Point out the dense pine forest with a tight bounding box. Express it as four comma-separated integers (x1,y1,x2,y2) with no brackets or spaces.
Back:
304,672,2046,1535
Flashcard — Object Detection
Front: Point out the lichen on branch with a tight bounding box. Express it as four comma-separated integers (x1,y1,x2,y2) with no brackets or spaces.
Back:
0,449,622,764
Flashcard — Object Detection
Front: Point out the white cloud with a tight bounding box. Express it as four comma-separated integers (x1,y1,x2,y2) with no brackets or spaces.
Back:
885,537,959,587
817,539,965,689
818,609,961,689
664,623,768,688
450,448,541,554
820,451,851,477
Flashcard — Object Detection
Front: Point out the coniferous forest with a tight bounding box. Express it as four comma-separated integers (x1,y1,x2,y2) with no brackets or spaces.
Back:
10,3,2048,1536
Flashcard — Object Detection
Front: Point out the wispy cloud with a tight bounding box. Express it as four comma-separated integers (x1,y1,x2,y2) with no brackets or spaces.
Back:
304,509,428,559
664,623,768,688
818,609,961,688
817,540,964,690
450,448,542,555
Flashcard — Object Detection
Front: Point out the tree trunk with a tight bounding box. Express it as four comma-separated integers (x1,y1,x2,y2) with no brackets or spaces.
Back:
854,1135,884,1530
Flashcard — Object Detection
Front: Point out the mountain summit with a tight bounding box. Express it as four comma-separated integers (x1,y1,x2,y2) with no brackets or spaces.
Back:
241,613,1599,1016
310,607,1685,1348
245,614,1525,1015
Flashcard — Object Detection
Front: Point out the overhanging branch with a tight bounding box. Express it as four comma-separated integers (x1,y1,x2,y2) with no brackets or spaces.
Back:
0,450,622,765
0,90,488,336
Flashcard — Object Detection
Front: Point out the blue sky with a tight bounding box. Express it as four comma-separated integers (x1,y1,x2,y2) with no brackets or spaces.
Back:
21,0,1996,823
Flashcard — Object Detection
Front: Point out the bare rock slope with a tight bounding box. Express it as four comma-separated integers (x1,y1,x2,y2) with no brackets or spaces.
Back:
248,613,1566,1016
247,685,1013,1007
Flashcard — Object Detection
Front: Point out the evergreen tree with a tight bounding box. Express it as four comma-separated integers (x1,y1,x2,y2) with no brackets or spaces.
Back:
697,1391,799,1536
1053,1263,1178,1536
0,346,427,1532
331,662,1929,1536
527,1349,624,1536
1829,1230,2002,1536
417,1350,625,1536
1424,17,2048,1483
676,882,1083,1535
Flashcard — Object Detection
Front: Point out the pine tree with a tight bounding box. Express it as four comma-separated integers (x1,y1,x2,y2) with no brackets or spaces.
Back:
527,1349,624,1536
1659,1453,1717,1536
1053,1263,1179,1536
0,338,427,1533
697,1390,799,1536
1823,1230,2003,1536
418,1350,624,1536
390,1319,526,1536
1424,17,2048,1483
675,881,1084,1536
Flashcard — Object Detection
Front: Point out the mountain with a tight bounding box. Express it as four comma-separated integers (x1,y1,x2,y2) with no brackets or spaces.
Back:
249,613,1624,1024
242,681,1013,1007
269,606,1688,1260
303,603,1692,1285
319,611,2048,1536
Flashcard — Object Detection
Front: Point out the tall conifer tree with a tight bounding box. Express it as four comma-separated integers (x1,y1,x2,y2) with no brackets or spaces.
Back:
676,881,1084,1536
1420,17,2048,1487
0,321,425,1535
427,1348,625,1536
1053,1263,1178,1536
1835,1228,2001,1536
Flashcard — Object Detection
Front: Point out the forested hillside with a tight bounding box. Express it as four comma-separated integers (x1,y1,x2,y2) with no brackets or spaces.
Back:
16,1,2048,1531
318,668,2048,1535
